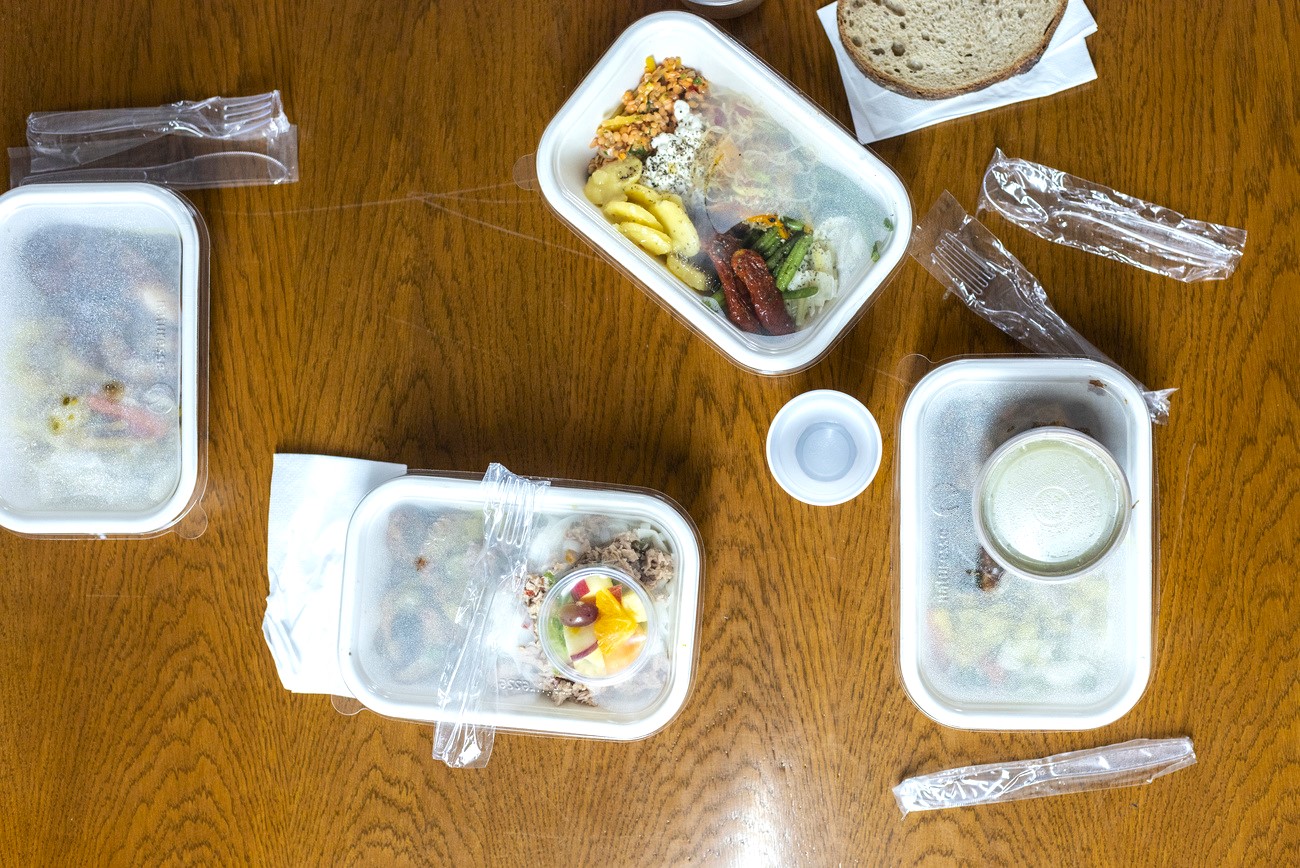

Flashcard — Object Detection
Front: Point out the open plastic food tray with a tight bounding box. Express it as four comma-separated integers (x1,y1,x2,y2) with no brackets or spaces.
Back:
897,358,1153,730
337,473,703,741
536,11,912,375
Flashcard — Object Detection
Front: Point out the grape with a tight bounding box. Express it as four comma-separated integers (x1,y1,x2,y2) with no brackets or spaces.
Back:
560,601,598,627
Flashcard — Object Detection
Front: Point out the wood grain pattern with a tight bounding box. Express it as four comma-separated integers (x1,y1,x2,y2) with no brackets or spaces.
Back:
1,0,1297,865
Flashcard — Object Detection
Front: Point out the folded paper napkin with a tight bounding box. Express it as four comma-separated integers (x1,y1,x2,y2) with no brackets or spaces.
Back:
817,0,1098,143
262,453,406,695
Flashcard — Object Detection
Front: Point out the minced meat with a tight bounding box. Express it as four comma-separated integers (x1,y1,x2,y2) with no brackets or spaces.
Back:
574,531,675,590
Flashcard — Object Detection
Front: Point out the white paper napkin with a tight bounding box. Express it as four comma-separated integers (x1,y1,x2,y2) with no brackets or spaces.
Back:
262,453,407,695
818,0,1097,143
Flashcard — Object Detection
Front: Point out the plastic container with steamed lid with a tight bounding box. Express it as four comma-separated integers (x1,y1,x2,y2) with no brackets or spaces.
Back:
897,358,1153,730
0,182,208,538
535,12,912,375
338,472,703,741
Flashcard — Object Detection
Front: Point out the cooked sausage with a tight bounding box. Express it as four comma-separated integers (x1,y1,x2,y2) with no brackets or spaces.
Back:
731,249,796,335
708,235,762,334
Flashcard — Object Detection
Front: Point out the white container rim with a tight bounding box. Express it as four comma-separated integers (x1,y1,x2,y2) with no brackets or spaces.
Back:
897,357,1153,730
0,182,203,537
337,473,703,741
535,11,912,375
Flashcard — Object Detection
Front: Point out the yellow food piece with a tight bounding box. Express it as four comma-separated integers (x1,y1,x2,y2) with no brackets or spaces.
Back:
623,182,662,207
666,254,710,292
584,177,626,207
617,222,673,256
602,201,662,229
648,200,700,257
645,55,656,72
583,157,643,206
592,589,640,661
597,114,643,131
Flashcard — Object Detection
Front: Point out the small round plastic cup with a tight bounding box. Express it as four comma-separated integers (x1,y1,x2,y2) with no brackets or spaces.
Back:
680,0,768,20
766,390,882,506
974,427,1132,582
539,566,658,687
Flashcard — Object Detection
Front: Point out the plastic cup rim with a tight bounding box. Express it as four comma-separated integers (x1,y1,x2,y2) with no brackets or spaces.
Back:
537,565,659,686
972,426,1133,583
766,389,882,506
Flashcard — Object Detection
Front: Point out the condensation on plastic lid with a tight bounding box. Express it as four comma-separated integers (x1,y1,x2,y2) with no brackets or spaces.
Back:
766,390,882,506
974,427,1132,581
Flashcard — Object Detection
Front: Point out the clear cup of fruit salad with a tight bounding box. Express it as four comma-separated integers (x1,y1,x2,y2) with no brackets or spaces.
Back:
538,566,658,686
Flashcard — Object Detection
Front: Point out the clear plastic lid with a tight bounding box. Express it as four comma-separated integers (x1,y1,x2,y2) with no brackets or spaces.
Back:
898,358,1153,730
535,12,912,375
338,473,703,741
0,183,207,537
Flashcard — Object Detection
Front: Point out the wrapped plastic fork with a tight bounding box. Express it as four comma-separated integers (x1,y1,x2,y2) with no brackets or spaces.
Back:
894,738,1196,817
430,464,548,769
9,91,298,188
911,191,1176,424
978,149,1245,282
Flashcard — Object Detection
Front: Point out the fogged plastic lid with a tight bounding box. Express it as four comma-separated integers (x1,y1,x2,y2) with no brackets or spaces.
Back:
974,427,1132,581
338,473,703,741
898,358,1153,730
0,183,204,536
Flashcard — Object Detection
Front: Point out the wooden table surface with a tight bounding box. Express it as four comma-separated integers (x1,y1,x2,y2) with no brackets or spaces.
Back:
1,0,1296,864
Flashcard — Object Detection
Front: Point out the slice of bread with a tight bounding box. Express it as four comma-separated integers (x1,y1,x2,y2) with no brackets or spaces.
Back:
838,0,1069,100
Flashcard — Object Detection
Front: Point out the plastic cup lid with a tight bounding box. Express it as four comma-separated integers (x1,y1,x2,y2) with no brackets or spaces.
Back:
766,390,881,506
974,427,1132,581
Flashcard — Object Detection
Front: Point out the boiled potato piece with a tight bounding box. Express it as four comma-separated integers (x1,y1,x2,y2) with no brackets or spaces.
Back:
666,253,711,292
584,177,626,207
584,157,643,206
617,222,673,256
648,199,700,257
603,201,662,229
623,182,662,206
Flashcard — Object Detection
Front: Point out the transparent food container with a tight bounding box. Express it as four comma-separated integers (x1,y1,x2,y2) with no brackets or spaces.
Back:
338,473,703,741
0,182,208,538
898,358,1153,730
536,12,912,375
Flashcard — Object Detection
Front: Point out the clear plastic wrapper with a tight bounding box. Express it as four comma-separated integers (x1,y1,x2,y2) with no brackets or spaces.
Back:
893,737,1196,817
430,464,548,769
910,191,1175,424
9,91,298,189
978,149,1246,282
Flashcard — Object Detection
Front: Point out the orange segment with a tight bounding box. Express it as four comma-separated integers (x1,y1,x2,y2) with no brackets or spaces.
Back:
602,625,647,673
592,588,641,670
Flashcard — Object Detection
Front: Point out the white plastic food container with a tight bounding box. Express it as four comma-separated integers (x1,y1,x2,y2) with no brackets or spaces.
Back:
0,183,208,538
898,358,1153,730
337,473,703,741
536,12,912,375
